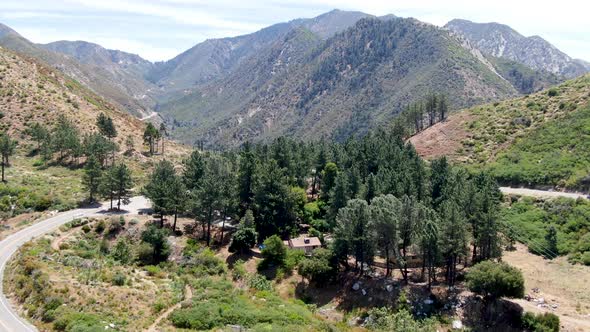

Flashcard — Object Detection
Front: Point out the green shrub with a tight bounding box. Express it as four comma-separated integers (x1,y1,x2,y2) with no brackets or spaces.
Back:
81,225,91,233
112,272,126,286
95,221,105,234
53,312,103,332
232,260,247,281
547,88,559,97
145,265,162,277
260,235,286,267
522,312,560,332
248,274,273,291
466,261,525,300
185,248,226,276
364,308,436,332
111,239,131,264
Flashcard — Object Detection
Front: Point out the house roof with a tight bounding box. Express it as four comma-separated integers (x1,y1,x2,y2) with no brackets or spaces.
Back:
289,236,321,248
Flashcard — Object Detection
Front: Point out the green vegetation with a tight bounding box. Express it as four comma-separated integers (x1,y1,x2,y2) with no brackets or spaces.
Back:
169,278,323,331
489,103,590,189
522,312,560,332
502,196,590,264
466,261,525,300
364,307,437,332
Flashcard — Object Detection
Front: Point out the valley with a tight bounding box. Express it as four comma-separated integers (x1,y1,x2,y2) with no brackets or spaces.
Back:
0,5,589,332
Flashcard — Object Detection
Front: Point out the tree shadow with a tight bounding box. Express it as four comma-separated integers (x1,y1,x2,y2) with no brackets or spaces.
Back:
225,250,255,269
462,296,523,332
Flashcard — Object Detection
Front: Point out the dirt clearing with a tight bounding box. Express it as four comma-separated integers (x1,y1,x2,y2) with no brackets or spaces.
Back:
503,243,590,332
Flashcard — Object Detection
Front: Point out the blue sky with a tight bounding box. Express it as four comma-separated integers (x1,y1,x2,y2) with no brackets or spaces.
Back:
1,0,588,62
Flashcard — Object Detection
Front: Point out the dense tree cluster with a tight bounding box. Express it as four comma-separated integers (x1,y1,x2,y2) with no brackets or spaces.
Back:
141,125,504,289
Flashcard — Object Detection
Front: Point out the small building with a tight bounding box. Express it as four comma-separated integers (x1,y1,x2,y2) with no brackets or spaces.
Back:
285,236,321,255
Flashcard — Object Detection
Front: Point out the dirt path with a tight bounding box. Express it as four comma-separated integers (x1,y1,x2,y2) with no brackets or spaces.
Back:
145,285,192,332
51,228,78,251
504,243,590,332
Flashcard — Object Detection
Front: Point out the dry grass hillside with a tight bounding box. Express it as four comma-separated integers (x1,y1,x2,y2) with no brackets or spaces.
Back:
1,46,149,151
0,46,190,225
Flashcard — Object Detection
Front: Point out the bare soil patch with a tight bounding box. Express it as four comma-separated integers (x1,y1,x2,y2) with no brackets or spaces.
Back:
503,243,590,332
409,112,472,160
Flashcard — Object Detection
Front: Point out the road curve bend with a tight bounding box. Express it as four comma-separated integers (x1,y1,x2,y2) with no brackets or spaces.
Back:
0,196,150,332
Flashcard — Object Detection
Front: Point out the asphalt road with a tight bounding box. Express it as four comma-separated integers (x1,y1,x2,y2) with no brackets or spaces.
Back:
0,196,150,332
500,187,588,200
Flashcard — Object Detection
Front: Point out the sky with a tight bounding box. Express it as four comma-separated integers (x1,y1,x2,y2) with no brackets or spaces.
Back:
0,0,588,62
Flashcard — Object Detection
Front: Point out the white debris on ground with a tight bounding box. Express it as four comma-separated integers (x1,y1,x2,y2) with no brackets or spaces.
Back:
524,288,560,311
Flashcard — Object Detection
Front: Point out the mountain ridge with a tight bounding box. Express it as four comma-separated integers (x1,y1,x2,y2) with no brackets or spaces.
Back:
445,19,589,78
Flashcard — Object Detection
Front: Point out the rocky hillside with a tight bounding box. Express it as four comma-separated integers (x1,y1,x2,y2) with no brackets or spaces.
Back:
0,24,156,118
158,17,519,147
445,19,590,78
410,74,590,188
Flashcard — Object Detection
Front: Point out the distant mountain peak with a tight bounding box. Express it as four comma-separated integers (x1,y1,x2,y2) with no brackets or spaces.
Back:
445,19,588,78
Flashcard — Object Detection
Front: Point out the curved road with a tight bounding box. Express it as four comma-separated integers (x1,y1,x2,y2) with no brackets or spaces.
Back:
0,196,150,332
500,187,588,200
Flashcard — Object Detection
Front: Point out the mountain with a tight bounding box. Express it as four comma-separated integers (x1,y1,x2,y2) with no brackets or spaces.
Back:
2,11,580,149
0,24,155,118
410,74,590,189
147,9,373,97
157,17,519,147
445,19,589,78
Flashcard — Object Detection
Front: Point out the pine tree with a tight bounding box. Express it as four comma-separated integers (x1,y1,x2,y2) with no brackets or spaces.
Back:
144,160,177,226
112,163,133,211
159,123,167,155
439,200,468,286
195,155,232,246
82,155,102,202
182,150,205,191
0,133,17,182
96,113,117,139
237,142,256,214
52,115,80,164
437,94,448,122
143,123,159,156
320,162,338,202
398,195,419,281
328,172,350,225
335,199,373,273
24,123,48,152
252,159,297,240
369,194,402,276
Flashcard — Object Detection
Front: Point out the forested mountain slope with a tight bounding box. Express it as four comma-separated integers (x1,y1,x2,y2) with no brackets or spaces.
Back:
410,74,590,189
159,17,519,148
